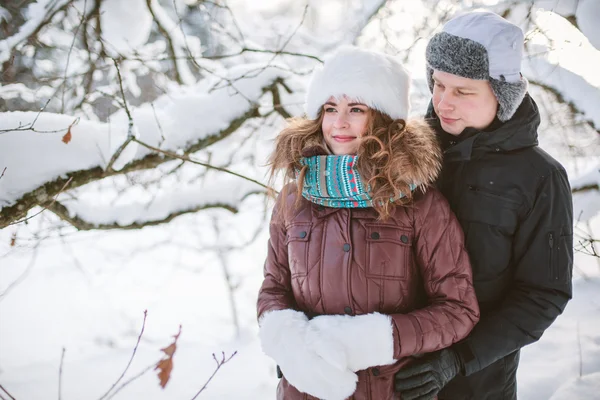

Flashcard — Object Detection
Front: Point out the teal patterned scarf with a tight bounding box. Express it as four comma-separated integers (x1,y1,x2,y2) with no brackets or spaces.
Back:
298,155,418,208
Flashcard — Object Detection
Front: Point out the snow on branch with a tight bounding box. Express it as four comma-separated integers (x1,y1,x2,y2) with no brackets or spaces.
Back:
572,165,600,223
0,0,75,63
522,11,600,133
0,64,294,229
49,178,264,230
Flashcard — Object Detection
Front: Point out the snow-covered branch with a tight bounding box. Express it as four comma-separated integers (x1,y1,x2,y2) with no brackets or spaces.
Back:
47,179,264,231
0,66,295,229
0,0,75,64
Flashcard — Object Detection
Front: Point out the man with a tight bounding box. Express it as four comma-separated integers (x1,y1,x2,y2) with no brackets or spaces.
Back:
394,11,573,400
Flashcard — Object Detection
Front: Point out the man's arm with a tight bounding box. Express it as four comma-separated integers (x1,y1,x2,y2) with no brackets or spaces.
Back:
456,167,573,374
395,167,573,399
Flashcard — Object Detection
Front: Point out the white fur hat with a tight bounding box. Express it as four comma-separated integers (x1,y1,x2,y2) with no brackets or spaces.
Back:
305,45,410,120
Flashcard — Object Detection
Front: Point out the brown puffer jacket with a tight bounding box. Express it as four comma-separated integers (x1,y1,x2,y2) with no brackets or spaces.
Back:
257,121,480,400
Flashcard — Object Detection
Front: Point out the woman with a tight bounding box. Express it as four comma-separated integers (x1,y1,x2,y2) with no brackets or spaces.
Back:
257,46,479,400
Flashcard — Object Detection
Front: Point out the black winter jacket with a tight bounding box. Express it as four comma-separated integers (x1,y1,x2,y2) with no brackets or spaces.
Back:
431,95,573,400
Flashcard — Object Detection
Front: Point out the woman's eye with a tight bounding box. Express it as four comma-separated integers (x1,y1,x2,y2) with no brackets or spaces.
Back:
434,82,444,89
350,107,364,113
324,107,336,113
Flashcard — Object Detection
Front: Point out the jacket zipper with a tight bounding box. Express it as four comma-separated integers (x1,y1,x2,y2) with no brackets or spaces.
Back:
467,185,520,205
548,232,558,281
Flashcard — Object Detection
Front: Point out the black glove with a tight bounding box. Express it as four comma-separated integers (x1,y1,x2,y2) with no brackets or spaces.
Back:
394,348,462,400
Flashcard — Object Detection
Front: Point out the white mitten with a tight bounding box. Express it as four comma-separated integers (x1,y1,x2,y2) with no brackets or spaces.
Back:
306,312,396,372
259,309,358,400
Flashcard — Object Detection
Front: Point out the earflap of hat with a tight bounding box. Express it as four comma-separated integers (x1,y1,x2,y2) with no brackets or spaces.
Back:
426,66,435,94
489,76,529,122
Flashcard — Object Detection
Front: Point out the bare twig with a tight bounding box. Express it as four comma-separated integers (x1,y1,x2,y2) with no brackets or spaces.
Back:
105,364,155,400
0,98,55,135
97,310,148,400
59,347,66,400
0,167,6,180
0,383,16,400
190,351,238,399
146,0,184,84
106,58,136,172
132,138,274,192
61,0,87,113
212,216,240,338
0,242,40,301
205,47,323,63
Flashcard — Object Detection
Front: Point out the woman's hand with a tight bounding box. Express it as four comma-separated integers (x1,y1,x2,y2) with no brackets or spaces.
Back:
259,309,358,400
306,312,397,372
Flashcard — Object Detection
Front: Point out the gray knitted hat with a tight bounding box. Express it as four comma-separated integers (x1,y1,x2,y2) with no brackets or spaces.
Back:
425,11,528,122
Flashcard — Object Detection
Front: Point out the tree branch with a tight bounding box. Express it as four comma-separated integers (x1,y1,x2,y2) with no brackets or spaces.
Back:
0,78,289,228
45,199,242,231
572,183,599,194
530,78,599,135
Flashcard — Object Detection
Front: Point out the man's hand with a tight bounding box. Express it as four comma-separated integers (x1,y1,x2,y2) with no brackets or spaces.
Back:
394,348,461,400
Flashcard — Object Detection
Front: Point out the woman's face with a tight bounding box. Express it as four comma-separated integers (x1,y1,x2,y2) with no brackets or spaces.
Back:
321,96,369,155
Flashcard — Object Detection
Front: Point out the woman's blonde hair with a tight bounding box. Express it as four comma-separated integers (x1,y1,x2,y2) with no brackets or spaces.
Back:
268,108,425,221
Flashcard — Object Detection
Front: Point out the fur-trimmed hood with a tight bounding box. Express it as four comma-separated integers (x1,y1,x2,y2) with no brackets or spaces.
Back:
295,118,442,191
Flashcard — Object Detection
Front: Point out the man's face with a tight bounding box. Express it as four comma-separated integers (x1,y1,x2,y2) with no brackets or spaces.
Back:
432,70,498,135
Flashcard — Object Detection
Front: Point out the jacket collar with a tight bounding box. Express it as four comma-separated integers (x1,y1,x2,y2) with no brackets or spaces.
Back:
426,93,540,162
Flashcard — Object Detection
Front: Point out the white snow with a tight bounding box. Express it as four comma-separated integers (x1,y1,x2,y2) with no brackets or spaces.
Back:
533,0,600,50
522,10,600,130
99,0,153,58
549,372,600,400
575,0,600,50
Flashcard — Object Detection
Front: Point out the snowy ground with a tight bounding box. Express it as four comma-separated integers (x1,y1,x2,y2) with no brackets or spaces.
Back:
0,194,599,399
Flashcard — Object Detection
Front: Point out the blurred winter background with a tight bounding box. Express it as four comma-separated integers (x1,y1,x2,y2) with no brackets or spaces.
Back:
0,0,599,398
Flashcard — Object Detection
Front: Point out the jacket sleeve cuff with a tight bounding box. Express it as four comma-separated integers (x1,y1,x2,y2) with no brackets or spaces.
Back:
453,340,480,376
391,314,419,359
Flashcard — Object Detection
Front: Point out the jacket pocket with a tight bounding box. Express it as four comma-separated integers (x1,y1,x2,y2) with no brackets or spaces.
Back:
460,186,520,235
365,224,412,280
286,223,312,278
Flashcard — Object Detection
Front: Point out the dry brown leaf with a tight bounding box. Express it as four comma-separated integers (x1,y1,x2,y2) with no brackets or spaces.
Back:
155,358,173,388
155,325,182,389
10,232,16,247
62,127,72,144
161,343,177,358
